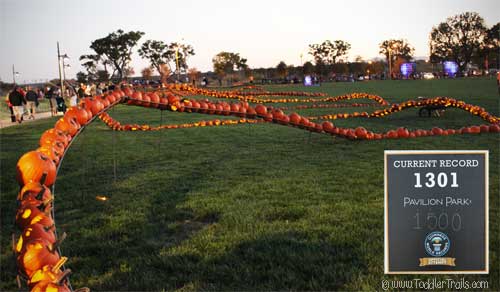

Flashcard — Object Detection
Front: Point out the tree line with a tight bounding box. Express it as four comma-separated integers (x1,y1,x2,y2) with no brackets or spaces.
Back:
77,11,499,84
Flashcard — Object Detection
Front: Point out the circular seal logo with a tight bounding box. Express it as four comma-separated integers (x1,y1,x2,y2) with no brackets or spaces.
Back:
425,231,450,257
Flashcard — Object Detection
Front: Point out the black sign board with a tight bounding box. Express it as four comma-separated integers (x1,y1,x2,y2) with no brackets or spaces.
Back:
384,150,488,274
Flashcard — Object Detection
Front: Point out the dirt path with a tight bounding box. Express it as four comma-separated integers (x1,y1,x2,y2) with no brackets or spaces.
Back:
0,111,63,129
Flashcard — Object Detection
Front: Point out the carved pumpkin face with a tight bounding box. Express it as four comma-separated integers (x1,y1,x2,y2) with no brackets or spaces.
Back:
18,182,53,208
40,129,70,148
16,223,56,254
55,118,80,137
17,238,60,277
27,257,68,289
16,204,53,230
36,146,60,165
16,151,56,187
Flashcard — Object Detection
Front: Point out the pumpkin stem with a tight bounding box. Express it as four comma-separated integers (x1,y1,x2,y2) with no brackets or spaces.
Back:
55,269,72,285
51,256,68,273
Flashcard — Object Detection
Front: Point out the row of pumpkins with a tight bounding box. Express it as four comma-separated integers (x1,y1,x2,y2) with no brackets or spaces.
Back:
159,83,388,105
13,86,500,291
123,92,500,139
99,112,262,131
13,89,127,291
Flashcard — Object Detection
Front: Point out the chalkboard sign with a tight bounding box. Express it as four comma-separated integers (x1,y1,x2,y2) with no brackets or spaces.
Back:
384,150,488,274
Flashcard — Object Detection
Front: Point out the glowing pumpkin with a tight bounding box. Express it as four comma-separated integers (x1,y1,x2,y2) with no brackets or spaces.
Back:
16,151,56,186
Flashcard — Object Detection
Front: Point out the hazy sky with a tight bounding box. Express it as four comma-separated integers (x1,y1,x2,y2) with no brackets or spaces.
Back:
1,0,499,82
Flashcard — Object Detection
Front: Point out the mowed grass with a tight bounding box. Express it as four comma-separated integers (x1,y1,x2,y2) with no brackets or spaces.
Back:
1,78,499,291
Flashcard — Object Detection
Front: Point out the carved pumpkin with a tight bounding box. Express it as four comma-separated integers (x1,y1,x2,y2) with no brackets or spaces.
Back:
16,223,57,254
27,257,68,289
55,118,80,136
36,146,61,165
18,182,53,208
17,238,60,277
16,204,53,230
40,129,69,148
16,151,56,186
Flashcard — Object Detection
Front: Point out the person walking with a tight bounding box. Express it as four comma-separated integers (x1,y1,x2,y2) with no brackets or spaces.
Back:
68,87,78,107
8,86,26,123
25,86,38,119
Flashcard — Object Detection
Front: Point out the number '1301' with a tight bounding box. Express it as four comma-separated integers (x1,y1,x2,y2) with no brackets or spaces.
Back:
414,172,458,188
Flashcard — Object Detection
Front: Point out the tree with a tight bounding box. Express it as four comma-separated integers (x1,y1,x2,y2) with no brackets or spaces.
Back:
302,61,314,75
379,39,414,75
276,61,288,79
429,12,487,71
169,42,195,75
76,71,88,84
123,67,135,80
87,29,144,80
141,67,153,80
308,40,351,65
138,40,173,80
96,70,110,82
484,22,500,69
212,52,248,83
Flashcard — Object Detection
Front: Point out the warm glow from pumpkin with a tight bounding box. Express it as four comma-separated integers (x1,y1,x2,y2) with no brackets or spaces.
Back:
96,196,108,201
22,209,32,219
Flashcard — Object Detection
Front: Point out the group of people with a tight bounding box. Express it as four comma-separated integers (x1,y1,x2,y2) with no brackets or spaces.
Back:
7,86,43,123
5,81,132,123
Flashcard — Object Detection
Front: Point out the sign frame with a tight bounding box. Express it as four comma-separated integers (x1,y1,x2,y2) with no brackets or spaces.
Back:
384,150,489,274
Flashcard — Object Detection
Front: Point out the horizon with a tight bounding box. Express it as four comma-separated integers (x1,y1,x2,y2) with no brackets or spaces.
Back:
0,0,499,83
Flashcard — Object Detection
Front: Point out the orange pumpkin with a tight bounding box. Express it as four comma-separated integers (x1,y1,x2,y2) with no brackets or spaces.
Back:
17,238,60,277
245,107,256,118
255,105,267,117
40,129,69,148
354,127,368,139
18,182,53,209
90,99,104,115
36,146,61,165
27,257,68,289
55,118,79,136
16,204,53,230
396,127,410,138
16,223,57,254
431,127,444,136
16,151,56,186
289,113,301,125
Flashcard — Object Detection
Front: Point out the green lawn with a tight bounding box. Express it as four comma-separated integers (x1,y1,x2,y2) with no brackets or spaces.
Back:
1,78,499,291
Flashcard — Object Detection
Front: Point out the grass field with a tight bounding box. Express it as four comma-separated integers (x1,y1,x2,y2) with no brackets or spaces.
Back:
1,78,499,291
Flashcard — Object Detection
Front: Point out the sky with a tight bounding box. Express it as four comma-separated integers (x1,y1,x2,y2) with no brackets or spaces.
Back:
1,0,499,83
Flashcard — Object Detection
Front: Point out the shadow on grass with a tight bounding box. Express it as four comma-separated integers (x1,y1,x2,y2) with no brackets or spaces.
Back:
90,231,366,291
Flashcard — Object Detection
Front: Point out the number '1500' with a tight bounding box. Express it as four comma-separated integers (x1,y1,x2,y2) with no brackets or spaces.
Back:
414,172,458,188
